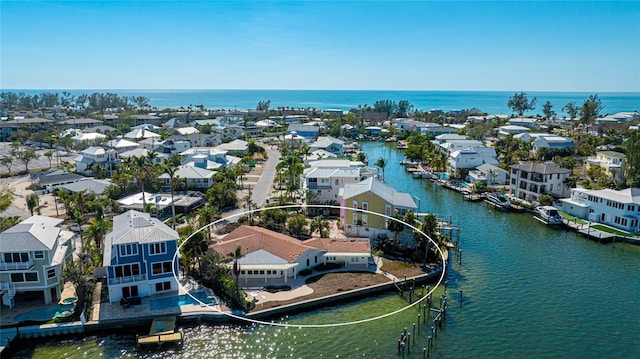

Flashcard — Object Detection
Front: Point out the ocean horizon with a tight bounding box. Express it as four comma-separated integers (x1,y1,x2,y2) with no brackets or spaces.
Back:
4,89,639,116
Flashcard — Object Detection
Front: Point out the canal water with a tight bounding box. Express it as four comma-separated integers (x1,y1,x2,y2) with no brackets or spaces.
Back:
12,142,640,358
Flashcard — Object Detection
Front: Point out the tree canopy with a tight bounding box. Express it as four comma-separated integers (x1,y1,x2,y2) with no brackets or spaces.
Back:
507,92,537,116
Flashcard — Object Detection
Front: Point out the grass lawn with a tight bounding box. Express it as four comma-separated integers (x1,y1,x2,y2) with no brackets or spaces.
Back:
558,211,587,224
590,224,632,237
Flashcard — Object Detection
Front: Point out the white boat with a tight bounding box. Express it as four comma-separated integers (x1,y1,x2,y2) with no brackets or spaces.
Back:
485,193,511,210
534,206,564,225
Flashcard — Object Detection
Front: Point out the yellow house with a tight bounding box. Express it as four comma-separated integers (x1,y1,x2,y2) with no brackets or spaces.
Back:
585,151,626,181
339,177,417,238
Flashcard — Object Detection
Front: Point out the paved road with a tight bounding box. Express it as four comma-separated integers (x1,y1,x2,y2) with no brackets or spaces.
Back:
251,146,280,208
219,144,280,223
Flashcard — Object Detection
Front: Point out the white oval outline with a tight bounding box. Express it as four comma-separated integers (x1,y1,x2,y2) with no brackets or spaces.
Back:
172,204,447,328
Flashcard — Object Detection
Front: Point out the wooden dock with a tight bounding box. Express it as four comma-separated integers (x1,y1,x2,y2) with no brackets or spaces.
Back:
137,317,183,346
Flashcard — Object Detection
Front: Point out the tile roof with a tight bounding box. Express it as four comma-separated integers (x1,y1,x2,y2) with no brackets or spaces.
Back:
302,237,371,254
210,225,314,264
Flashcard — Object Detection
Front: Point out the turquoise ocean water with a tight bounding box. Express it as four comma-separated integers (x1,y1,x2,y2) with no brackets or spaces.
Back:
6,89,640,115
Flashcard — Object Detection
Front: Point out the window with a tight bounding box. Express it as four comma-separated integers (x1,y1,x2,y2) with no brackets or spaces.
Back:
114,263,140,278
119,244,138,257
352,212,358,224
352,200,358,209
362,214,368,225
34,251,45,260
149,242,166,255
155,281,171,292
47,268,56,278
3,252,29,263
362,201,368,211
11,272,38,282
152,261,173,275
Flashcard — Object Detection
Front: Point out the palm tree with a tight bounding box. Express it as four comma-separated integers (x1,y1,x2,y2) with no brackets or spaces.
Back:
229,245,243,301
134,156,151,211
309,216,330,238
374,157,387,181
73,209,85,251
197,205,219,241
163,164,178,229
26,193,39,216
86,218,112,249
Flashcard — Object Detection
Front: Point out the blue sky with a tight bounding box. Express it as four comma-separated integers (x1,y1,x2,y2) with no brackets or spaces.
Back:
1,1,639,92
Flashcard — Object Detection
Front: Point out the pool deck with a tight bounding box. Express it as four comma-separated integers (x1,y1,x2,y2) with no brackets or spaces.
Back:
1,258,443,336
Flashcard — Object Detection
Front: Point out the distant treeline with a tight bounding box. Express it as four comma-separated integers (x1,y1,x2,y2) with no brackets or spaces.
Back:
0,91,150,113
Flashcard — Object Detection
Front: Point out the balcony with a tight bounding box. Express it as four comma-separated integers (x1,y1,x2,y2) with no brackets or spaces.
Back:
108,273,147,286
0,260,33,271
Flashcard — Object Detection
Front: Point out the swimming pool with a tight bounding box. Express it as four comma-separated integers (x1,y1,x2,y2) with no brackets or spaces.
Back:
14,303,74,322
149,291,217,311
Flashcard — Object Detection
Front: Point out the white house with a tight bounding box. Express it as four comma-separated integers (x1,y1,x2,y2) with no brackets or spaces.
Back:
209,225,371,285
309,136,345,155
74,146,120,177
559,187,640,234
180,147,241,170
467,164,508,186
531,135,574,154
302,167,362,204
0,216,75,306
497,125,531,138
507,117,540,129
158,164,216,191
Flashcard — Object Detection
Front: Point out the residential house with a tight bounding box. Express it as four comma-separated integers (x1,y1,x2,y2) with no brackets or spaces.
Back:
124,127,161,141
159,164,216,191
497,125,530,139
585,151,626,181
107,137,141,153
448,148,499,172
340,124,359,138
216,139,249,157
466,164,508,186
339,177,417,238
303,149,338,166
209,225,371,285
531,135,574,154
103,210,180,303
302,167,362,204
58,118,103,129
507,118,540,129
308,136,345,156
559,187,640,234
29,169,87,193
0,216,75,306
74,146,120,177
509,162,571,202
434,134,468,145
180,147,241,170
287,124,320,140
414,123,458,137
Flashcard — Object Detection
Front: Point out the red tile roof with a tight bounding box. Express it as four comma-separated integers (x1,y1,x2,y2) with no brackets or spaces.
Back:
209,225,313,263
303,237,371,253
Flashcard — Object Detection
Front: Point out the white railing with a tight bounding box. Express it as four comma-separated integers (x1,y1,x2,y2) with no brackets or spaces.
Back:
108,273,147,286
0,260,33,271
